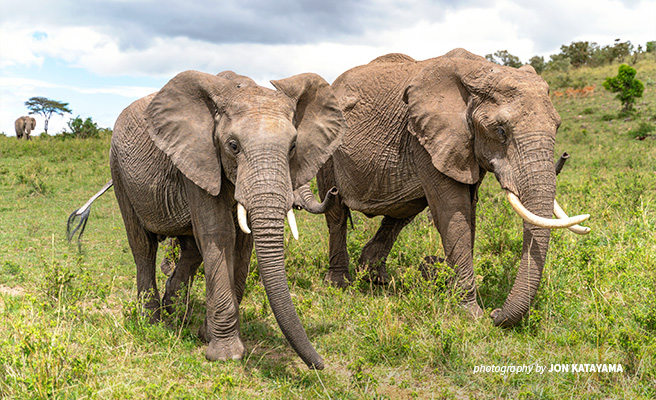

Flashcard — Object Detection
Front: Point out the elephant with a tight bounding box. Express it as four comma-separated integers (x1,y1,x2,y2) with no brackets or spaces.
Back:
302,48,590,328
15,116,37,140
69,70,344,368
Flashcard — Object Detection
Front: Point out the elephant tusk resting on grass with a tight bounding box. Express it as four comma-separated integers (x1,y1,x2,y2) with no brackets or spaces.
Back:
505,191,590,231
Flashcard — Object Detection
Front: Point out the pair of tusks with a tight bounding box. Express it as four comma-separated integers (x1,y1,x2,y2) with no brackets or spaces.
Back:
236,203,299,240
505,191,590,234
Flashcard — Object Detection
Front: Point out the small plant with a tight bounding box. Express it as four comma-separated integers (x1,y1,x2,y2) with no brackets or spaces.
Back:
627,121,655,139
64,116,102,139
603,64,645,113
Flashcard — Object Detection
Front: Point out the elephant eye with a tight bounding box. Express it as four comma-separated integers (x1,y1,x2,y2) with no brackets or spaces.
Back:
496,126,507,142
289,141,297,155
228,140,240,154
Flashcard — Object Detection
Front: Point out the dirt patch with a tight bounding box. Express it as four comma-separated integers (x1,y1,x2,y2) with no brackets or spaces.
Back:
0,284,25,296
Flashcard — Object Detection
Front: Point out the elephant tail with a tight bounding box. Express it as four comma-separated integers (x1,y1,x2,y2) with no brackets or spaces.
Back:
66,180,114,246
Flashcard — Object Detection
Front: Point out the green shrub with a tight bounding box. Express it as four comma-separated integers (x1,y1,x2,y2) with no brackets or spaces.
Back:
63,116,102,139
603,64,645,112
627,121,655,138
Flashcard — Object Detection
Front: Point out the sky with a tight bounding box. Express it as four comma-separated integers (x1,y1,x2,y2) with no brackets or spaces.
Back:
1,0,655,136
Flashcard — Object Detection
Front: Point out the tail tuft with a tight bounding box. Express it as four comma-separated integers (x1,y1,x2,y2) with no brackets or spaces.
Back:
66,207,91,245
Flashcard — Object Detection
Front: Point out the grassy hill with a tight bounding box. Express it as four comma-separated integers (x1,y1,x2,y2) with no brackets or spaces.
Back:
1,59,655,399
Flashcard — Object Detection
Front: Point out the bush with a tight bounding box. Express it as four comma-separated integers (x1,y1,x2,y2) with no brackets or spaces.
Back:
64,116,102,139
647,41,656,53
627,121,655,139
603,64,645,113
529,56,545,74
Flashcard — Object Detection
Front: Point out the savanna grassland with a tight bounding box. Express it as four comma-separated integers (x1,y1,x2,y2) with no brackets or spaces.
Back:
1,58,655,399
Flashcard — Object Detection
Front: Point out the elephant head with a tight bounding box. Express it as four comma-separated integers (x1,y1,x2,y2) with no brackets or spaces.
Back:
403,49,589,327
145,70,344,369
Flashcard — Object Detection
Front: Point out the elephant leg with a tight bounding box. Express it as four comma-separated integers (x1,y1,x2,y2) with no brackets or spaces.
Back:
162,236,203,316
317,158,352,288
184,178,245,362
113,176,161,322
414,144,482,318
358,215,416,284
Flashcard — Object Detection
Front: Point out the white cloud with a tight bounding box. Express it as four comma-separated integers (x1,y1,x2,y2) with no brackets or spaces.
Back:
0,25,45,68
1,0,654,135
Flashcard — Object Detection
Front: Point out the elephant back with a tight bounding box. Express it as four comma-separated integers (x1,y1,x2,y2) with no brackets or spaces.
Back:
330,57,425,216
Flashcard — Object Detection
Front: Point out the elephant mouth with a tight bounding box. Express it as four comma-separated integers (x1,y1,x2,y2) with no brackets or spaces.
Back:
237,203,299,239
504,190,590,234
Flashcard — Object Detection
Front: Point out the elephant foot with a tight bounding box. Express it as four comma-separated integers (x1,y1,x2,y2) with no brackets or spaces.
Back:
325,269,352,288
144,306,161,324
140,297,162,323
462,301,484,319
205,335,246,362
360,263,389,285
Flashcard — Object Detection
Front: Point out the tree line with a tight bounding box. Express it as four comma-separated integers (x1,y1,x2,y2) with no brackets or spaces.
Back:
486,39,655,73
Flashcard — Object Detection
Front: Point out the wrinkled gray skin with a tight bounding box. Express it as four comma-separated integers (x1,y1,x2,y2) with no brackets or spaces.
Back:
315,49,562,327
15,116,37,140
110,70,344,368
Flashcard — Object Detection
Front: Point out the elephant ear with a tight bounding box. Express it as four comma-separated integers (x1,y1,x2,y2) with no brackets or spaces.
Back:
216,70,258,87
146,71,235,196
403,57,487,184
271,73,345,189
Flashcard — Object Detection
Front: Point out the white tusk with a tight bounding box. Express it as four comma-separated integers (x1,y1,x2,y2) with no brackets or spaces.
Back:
553,199,591,235
287,208,299,240
505,191,590,229
237,203,251,234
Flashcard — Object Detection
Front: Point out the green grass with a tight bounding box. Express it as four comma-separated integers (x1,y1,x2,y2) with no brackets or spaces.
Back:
1,59,655,399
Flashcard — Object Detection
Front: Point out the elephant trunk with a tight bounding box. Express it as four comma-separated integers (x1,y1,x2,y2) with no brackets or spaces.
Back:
492,139,555,327
293,184,339,214
238,151,323,369
249,204,324,369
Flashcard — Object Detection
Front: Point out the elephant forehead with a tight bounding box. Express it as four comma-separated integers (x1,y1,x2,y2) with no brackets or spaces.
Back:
230,91,294,118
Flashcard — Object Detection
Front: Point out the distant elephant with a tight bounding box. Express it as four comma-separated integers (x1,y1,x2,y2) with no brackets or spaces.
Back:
69,70,344,368
15,116,37,140
305,49,589,328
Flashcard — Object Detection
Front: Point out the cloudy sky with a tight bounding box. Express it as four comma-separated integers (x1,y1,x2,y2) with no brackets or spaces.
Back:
1,0,654,135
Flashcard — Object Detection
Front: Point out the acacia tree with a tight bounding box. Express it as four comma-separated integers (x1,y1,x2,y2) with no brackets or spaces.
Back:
24,97,72,134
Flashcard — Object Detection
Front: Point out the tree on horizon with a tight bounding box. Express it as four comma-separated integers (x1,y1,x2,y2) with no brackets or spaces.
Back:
25,97,72,134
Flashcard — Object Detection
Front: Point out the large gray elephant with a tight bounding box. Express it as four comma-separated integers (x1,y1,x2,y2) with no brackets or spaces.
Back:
71,70,344,368
15,116,37,140
304,49,589,328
